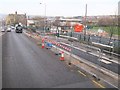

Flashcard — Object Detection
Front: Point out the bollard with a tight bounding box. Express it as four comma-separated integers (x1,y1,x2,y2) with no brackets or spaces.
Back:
41,38,45,48
42,39,44,43
92,74,100,81
42,43,45,48
60,51,64,61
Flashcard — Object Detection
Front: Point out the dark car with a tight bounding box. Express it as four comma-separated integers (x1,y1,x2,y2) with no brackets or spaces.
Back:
16,25,23,33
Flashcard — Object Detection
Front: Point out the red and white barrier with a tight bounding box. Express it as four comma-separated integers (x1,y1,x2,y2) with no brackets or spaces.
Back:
44,38,71,52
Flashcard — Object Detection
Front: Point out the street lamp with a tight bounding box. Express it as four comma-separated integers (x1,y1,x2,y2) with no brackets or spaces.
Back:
70,26,72,37
40,3,46,36
109,41,114,59
83,4,87,41
97,49,102,60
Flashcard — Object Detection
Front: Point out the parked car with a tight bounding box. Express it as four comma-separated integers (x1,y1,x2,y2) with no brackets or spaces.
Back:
1,27,5,32
11,26,15,31
6,27,11,32
1,29,5,32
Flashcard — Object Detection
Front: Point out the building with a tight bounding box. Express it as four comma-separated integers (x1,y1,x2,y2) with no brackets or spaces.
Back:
6,11,27,26
52,17,82,33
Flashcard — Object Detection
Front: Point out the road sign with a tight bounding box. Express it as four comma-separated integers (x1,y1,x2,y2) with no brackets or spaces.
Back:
74,24,84,32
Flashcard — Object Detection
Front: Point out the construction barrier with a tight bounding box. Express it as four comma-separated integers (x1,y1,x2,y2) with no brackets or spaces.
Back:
45,42,53,49
25,32,71,52
45,38,71,52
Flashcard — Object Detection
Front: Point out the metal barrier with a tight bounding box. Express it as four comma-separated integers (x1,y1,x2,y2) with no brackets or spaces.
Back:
45,42,53,49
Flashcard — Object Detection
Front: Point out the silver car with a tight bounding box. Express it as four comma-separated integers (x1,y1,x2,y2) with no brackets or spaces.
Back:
6,27,11,32
1,28,5,32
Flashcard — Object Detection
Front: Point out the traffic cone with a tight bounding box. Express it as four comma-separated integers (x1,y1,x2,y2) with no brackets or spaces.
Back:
60,51,64,61
42,39,44,43
42,43,45,48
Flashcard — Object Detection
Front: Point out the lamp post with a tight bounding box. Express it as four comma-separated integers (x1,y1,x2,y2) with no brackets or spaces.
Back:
83,4,87,41
70,26,72,37
40,3,46,36
97,49,102,60
109,41,114,59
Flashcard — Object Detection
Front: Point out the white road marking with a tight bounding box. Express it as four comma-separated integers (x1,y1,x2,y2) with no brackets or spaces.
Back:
99,59,112,64
60,42,120,65
92,42,113,48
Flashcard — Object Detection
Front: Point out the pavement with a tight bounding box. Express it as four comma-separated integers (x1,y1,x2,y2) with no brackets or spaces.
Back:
2,31,110,88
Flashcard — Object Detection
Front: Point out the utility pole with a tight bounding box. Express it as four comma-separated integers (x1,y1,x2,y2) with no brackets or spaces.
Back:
44,3,46,35
40,3,46,36
84,4,87,41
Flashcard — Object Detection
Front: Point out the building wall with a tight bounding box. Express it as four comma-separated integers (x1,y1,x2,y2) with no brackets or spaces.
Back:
6,14,15,25
6,12,27,26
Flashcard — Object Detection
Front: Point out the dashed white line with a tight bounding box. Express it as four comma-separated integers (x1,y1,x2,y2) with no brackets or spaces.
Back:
99,59,112,64
60,42,119,65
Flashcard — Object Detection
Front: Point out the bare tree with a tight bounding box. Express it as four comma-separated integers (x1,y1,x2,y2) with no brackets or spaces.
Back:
108,15,118,45
53,17,60,26
31,16,45,28
97,15,118,45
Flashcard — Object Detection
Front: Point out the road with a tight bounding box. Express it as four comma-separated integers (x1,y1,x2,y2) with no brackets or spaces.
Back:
2,31,114,88
42,35,119,75
59,43,119,74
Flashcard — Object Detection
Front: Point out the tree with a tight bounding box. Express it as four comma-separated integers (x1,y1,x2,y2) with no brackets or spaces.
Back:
97,15,118,45
53,17,61,37
31,16,45,28
53,17,60,26
108,15,118,45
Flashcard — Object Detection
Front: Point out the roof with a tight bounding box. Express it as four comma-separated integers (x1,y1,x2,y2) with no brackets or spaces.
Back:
27,20,35,24
59,18,82,22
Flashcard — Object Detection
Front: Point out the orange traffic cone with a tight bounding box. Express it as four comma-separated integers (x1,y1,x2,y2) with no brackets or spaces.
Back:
60,51,64,61
42,43,45,48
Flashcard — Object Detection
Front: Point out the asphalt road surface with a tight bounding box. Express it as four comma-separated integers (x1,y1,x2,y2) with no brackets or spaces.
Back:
60,43,119,74
2,31,111,88
48,35,119,74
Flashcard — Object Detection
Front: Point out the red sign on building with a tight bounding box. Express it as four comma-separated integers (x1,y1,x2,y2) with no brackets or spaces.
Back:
74,24,84,32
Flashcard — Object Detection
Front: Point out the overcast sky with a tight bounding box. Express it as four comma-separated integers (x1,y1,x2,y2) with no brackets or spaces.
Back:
0,0,119,16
